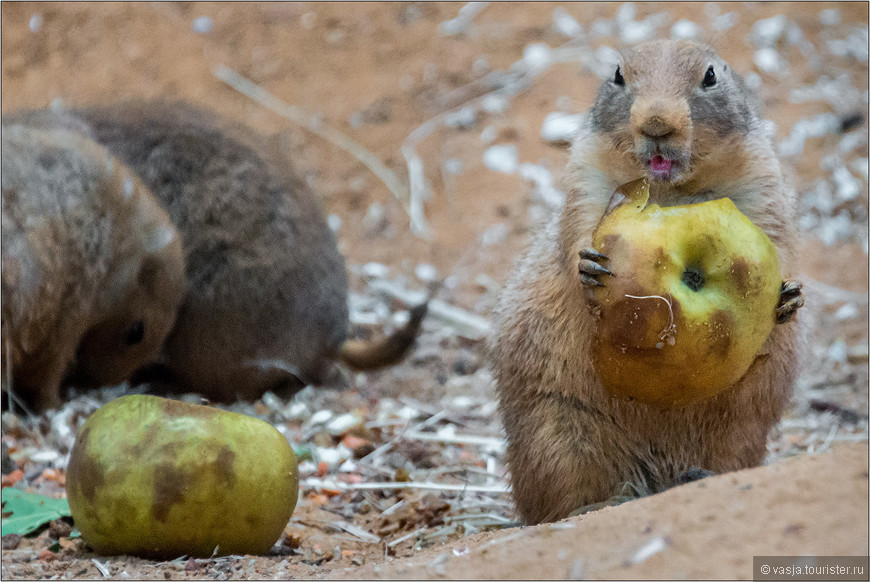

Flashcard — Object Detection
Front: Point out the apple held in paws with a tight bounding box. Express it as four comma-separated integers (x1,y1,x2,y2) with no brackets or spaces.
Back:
587,178,782,407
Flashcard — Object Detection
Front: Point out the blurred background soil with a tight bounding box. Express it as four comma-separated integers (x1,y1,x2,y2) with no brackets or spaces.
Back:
1,2,868,579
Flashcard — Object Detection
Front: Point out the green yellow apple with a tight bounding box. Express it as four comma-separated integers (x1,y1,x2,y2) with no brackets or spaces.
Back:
588,178,782,407
66,394,298,558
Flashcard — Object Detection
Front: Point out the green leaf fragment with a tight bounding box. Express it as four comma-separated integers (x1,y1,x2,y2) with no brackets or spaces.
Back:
1,487,71,536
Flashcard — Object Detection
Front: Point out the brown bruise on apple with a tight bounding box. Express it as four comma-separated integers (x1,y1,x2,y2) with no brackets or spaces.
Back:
588,179,781,408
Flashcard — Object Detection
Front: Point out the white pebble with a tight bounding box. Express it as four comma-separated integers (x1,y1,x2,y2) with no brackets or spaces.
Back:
479,222,509,246
630,537,668,564
850,158,868,182
522,43,552,69
301,11,317,29
754,47,787,75
444,158,463,175
481,93,509,114
828,340,848,363
713,12,737,32
472,57,490,76
751,14,787,48
552,7,583,38
30,450,60,463
327,413,360,434
620,20,655,45
192,16,212,34
415,263,439,283
834,303,860,321
590,19,614,38
314,445,350,467
480,125,498,144
615,2,636,25
670,19,701,40
444,106,477,128
28,14,42,33
361,261,390,279
540,111,585,143
327,213,342,232
309,409,334,425
483,144,518,174
819,8,841,26
832,166,862,202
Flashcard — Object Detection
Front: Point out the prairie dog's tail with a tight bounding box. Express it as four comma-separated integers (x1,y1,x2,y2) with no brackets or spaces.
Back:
339,302,428,371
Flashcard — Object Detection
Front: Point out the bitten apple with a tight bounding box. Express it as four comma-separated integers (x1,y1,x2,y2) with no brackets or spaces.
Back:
588,178,782,407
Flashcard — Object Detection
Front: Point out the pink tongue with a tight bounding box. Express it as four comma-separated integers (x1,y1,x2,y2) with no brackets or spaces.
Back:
650,155,673,173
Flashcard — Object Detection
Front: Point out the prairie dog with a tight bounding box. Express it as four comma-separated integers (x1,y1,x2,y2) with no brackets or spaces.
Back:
1,124,185,411
8,101,425,403
491,40,805,524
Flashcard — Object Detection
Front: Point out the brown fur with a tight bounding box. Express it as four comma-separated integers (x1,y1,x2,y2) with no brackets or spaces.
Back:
6,101,424,403
491,40,803,524
1,124,185,411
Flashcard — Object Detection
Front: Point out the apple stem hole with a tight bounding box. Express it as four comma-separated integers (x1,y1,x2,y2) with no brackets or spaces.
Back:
624,294,677,346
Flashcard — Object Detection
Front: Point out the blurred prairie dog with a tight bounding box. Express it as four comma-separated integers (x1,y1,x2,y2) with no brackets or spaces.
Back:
1,124,185,411
9,101,425,402
491,40,805,524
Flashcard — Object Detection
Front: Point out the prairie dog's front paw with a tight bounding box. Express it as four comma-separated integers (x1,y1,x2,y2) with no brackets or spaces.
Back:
578,248,613,288
775,279,805,324
579,248,613,312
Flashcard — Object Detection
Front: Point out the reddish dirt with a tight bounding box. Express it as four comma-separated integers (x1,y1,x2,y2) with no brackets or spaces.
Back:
2,2,868,580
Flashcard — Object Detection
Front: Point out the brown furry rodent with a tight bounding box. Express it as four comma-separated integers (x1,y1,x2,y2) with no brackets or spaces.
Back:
490,40,806,524
8,101,425,403
1,123,185,411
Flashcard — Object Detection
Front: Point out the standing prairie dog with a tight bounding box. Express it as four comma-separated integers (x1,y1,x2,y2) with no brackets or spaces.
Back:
8,101,425,403
1,124,185,411
491,40,805,524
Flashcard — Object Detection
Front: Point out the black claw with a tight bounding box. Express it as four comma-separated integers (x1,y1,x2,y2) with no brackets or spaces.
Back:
579,247,614,291
776,279,805,324
780,279,803,296
775,296,805,324
579,248,609,262
580,274,606,287
579,260,613,277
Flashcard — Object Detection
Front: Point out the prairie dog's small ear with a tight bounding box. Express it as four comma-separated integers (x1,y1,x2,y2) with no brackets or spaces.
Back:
143,223,177,254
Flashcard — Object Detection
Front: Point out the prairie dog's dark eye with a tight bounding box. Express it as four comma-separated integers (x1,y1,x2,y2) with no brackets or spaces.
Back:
125,320,145,345
702,65,717,88
613,65,625,86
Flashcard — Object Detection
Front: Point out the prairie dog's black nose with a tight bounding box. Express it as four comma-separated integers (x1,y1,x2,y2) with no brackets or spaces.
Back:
640,116,675,138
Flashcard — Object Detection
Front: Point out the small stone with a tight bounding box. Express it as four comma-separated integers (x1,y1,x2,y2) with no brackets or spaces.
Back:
28,14,42,33
553,7,582,38
712,12,737,32
192,16,212,34
819,8,841,26
414,263,438,283
481,94,509,114
833,303,860,321
670,19,701,40
521,43,552,69
443,107,477,129
754,48,787,75
620,20,656,45
540,111,585,144
828,340,848,363
751,14,788,48
327,214,341,233
483,144,518,174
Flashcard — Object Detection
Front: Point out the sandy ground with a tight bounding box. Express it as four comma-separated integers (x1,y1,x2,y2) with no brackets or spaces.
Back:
1,2,868,580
